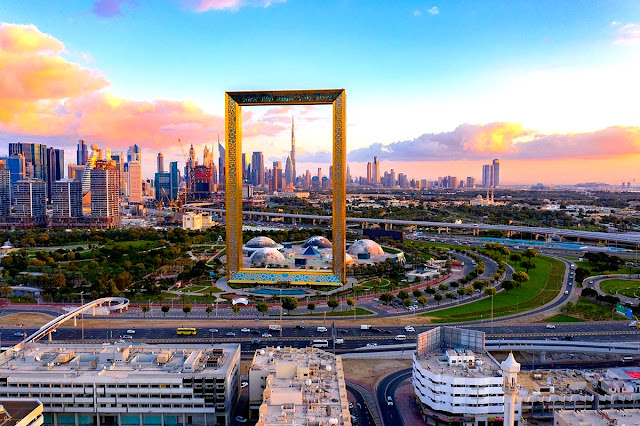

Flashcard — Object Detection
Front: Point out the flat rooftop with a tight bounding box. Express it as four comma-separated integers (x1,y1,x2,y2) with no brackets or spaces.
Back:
0,398,42,426
414,349,501,379
555,408,640,425
252,346,351,426
0,342,240,383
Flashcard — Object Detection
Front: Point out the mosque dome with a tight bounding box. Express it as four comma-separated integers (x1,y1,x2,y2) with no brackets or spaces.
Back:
249,248,286,265
347,239,385,256
303,236,332,249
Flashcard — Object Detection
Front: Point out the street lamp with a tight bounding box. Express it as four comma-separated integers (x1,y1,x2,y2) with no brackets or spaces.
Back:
80,291,84,341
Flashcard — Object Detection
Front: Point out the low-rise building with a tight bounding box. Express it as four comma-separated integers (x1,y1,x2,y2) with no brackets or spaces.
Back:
249,346,351,426
555,408,640,425
0,342,240,426
0,398,44,426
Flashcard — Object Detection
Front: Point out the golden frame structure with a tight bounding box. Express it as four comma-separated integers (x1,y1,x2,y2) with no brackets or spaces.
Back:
225,89,346,286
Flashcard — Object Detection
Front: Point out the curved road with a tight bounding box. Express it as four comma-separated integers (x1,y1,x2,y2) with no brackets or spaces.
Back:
345,383,376,426
377,368,412,426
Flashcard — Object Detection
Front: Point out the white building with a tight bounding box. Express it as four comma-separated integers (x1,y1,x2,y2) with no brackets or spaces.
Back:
90,160,120,228
0,342,240,426
555,408,640,425
412,327,522,426
0,398,44,426
249,346,352,426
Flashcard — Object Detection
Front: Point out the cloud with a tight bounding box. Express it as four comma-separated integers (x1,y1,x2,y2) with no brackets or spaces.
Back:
427,6,439,15
413,10,421,17
347,123,640,162
614,23,640,45
92,0,137,17
187,0,285,12
296,151,332,163
0,23,63,53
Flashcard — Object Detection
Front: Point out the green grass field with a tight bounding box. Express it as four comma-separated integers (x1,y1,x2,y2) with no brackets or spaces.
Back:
562,296,627,321
599,278,640,298
360,279,390,288
103,240,163,250
543,314,585,323
425,255,564,323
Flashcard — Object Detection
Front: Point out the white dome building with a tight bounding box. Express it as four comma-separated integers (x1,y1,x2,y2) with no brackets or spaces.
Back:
249,248,286,265
303,236,332,249
347,239,384,257
243,236,283,254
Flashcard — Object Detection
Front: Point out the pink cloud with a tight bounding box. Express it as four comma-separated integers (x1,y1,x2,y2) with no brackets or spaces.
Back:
613,23,640,45
188,0,285,12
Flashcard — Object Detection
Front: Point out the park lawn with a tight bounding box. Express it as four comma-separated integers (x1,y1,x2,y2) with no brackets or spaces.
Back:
295,307,374,317
562,297,628,321
196,285,224,294
542,314,585,323
599,278,640,298
576,261,639,277
103,240,163,250
426,255,564,323
361,279,390,288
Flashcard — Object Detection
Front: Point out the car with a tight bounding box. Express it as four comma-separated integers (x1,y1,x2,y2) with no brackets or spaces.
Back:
261,333,272,338
250,339,261,345
383,330,392,334
241,381,248,388
366,343,377,347
208,328,219,333
387,396,394,406
371,328,381,333
563,335,573,340
550,337,559,341
629,321,638,327
564,290,569,295
373,298,379,302
339,329,348,334
251,329,261,335
545,324,556,329
404,326,415,332
317,326,328,332
589,280,594,285
241,328,251,333
236,416,248,423
126,329,136,334
123,334,133,339
14,323,23,327
295,325,305,329
349,402,354,409
13,332,25,337
226,332,236,337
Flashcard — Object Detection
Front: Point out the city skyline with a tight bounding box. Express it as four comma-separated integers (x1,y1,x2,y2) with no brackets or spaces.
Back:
0,2,639,184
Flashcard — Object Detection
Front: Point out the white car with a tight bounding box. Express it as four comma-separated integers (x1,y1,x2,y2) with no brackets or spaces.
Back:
123,334,133,339
241,381,248,389
241,328,251,333
14,332,25,337
261,333,272,338
629,321,638,327
126,329,136,334
366,343,377,347
545,324,556,329
404,326,415,332
564,290,569,295
208,328,219,333
387,396,394,406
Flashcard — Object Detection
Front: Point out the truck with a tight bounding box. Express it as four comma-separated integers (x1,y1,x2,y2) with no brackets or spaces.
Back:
360,325,371,330
268,324,281,331
334,338,344,345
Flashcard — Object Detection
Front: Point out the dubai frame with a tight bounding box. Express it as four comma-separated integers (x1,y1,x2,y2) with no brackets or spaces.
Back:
225,89,347,286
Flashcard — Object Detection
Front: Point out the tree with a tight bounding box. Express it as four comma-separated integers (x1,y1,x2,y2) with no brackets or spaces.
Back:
520,260,536,273
327,298,339,311
424,287,436,295
205,306,213,317
575,267,590,284
450,281,460,288
182,305,191,317
473,281,486,290
141,305,149,317
512,271,530,286
403,298,413,308
438,283,448,292
484,287,497,297
412,289,423,298
397,290,410,300
509,253,522,262
281,296,298,314
161,305,170,317
457,287,466,298
417,295,428,306
307,302,316,313
346,297,355,310
232,304,241,315
433,293,443,305
380,293,394,304
523,248,538,260
465,286,474,296
256,302,269,316
501,280,515,293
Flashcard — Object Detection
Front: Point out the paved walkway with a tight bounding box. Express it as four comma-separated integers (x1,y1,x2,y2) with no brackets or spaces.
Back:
395,381,424,425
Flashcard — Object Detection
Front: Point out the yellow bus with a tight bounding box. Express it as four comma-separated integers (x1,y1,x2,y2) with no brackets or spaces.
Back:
176,327,197,336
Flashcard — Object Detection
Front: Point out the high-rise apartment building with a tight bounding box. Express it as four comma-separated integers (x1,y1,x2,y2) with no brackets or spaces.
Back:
366,162,372,184
0,154,25,204
203,145,213,168
218,140,225,189
127,161,143,203
127,144,141,163
46,147,64,200
291,117,296,185
492,158,500,187
482,164,492,188
77,139,89,166
169,161,179,200
157,152,164,173
9,142,47,182
13,179,46,219
155,172,171,202
373,156,380,184
466,177,476,188
52,179,82,218
251,151,264,187
90,160,120,227
0,161,10,217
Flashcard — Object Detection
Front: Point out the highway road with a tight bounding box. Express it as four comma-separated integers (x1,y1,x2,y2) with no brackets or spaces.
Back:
377,369,412,426
346,383,376,426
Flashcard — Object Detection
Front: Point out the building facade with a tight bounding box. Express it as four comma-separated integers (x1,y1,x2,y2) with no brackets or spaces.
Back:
90,160,120,228
13,179,46,220
52,179,82,219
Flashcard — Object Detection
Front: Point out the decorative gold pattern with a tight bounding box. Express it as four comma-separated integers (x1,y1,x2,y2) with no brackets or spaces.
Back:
225,89,346,286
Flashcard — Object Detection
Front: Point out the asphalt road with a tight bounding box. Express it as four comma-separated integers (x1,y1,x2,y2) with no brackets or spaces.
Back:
346,383,376,426
377,369,412,426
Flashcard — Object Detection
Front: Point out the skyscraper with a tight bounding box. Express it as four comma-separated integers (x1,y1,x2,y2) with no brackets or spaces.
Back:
127,144,141,163
46,147,64,201
218,138,225,189
492,159,500,187
291,117,296,185
0,154,25,204
482,164,493,188
13,179,46,220
127,161,143,203
52,179,82,218
77,140,88,166
251,151,264,186
189,144,196,165
203,145,213,168
157,152,165,173
169,161,179,200
366,162,372,184
284,156,293,186
9,142,47,182
0,161,10,217
373,156,380,184
91,160,120,227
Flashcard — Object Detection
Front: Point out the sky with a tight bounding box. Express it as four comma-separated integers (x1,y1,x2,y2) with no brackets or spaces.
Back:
1,0,639,184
